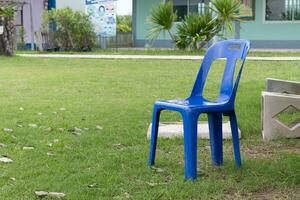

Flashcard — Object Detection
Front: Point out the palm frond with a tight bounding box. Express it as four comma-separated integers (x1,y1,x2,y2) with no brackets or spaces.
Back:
211,0,241,33
147,2,177,41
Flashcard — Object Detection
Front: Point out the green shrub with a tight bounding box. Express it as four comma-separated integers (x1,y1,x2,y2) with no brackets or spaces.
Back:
42,8,96,51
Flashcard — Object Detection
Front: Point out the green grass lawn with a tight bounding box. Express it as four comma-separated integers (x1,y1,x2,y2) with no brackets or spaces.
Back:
0,56,299,199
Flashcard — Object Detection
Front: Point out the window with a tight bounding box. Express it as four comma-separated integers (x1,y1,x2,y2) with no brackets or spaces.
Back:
170,0,206,21
173,0,188,21
265,0,300,21
189,0,206,15
240,0,255,20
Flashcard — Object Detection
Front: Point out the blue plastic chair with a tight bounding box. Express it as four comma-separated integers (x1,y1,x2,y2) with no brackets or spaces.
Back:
148,39,250,180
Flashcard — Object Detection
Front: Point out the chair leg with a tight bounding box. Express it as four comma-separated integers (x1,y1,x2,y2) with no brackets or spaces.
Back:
208,113,223,166
229,111,241,168
148,106,162,166
182,112,198,180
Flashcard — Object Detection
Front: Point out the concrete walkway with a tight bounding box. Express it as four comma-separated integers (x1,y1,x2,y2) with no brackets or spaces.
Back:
17,53,300,61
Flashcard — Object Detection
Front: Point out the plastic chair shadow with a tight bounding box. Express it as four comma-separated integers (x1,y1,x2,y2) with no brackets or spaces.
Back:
148,39,251,180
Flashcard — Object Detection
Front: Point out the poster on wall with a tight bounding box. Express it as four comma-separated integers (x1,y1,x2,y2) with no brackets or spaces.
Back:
85,0,117,37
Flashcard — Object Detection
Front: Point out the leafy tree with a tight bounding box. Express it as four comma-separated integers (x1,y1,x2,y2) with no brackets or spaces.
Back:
0,5,15,56
42,8,96,51
117,15,132,33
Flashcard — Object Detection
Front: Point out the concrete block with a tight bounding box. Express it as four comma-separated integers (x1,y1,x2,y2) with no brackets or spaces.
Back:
266,78,300,95
147,121,241,140
262,91,300,140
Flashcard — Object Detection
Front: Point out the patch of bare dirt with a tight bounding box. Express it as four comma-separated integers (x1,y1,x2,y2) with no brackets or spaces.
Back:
223,187,300,200
241,142,300,159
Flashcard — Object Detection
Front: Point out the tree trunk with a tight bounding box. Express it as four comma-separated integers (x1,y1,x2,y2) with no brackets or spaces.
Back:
0,16,15,56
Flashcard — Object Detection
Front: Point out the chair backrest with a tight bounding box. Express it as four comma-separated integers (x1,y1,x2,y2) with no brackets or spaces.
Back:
190,39,250,103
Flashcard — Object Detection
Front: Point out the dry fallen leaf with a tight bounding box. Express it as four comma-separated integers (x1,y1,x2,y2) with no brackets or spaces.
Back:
23,147,35,150
35,191,48,198
124,192,130,199
74,127,82,132
10,177,16,181
72,132,81,136
28,124,38,128
151,166,164,173
3,128,13,133
47,152,55,156
88,183,98,188
35,191,65,198
48,192,66,198
53,139,59,143
45,127,52,132
0,156,13,163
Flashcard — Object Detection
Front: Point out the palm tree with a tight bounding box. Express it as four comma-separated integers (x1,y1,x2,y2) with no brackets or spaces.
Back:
147,1,177,43
148,0,241,50
175,12,219,50
211,0,241,34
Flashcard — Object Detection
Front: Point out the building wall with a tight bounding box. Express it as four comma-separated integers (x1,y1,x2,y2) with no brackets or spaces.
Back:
134,0,300,48
241,0,300,40
134,0,173,47
22,0,45,45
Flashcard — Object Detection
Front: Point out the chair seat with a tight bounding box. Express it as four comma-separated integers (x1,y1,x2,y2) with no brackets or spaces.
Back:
155,96,232,113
